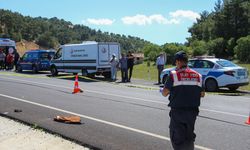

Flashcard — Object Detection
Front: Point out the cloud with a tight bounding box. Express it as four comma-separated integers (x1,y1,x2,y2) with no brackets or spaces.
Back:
169,10,200,21
85,18,115,25
121,14,180,26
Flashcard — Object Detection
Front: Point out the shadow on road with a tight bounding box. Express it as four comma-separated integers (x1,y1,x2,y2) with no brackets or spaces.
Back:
47,74,113,83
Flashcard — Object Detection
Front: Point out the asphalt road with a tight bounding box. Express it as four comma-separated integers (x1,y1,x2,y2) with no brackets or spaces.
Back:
0,71,249,150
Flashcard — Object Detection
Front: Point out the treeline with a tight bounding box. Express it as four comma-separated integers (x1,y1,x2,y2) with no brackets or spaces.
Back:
0,9,149,52
188,0,250,62
144,0,250,63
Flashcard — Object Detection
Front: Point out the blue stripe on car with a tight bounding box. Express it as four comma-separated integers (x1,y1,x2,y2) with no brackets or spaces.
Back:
207,71,224,78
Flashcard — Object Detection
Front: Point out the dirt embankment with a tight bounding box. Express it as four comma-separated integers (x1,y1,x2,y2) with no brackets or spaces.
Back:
16,40,40,56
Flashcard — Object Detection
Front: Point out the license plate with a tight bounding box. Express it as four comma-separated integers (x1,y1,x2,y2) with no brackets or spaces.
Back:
237,71,246,76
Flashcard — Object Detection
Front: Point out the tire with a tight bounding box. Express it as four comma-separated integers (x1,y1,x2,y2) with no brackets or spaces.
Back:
32,66,38,74
17,65,22,73
228,86,239,91
205,78,218,92
51,66,58,76
103,72,111,79
87,73,95,78
162,75,168,84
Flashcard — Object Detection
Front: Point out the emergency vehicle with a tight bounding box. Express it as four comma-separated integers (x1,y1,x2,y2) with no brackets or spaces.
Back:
160,57,249,91
50,41,120,78
17,50,55,73
0,38,16,54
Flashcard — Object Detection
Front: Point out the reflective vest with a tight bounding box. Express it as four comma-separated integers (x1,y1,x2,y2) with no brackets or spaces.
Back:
171,68,202,88
168,67,202,108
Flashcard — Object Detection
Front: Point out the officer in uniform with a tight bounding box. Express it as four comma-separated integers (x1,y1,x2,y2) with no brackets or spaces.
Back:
161,51,205,150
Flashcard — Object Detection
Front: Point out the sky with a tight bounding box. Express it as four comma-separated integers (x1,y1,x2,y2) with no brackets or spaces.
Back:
0,0,217,45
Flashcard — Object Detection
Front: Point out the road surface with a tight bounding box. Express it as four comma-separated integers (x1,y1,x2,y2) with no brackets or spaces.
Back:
0,71,249,150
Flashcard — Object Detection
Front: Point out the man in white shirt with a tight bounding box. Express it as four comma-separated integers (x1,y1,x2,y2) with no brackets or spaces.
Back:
156,53,165,84
109,53,119,81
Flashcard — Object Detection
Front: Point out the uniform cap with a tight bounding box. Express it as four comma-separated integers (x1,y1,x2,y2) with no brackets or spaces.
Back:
174,51,187,61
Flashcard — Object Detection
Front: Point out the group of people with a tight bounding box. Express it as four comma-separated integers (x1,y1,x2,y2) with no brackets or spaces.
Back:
0,47,20,71
109,51,134,82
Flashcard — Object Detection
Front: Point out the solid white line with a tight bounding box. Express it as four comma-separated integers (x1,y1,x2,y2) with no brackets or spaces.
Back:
0,93,212,150
199,108,248,118
0,76,248,118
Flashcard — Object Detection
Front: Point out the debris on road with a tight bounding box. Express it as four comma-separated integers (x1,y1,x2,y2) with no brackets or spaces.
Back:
54,115,81,124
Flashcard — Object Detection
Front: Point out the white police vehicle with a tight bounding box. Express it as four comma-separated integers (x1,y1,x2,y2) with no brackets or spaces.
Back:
160,57,249,91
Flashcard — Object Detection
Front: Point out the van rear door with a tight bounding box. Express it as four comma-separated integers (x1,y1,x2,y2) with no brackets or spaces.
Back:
109,44,120,60
98,44,109,66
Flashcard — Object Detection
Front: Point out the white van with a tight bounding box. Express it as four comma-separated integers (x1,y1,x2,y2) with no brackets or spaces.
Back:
50,41,120,78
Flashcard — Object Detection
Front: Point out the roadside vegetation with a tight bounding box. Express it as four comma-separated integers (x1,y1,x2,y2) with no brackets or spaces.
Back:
127,62,250,91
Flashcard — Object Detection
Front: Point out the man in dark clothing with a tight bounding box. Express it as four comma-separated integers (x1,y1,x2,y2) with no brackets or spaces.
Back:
119,53,128,82
160,51,205,150
127,51,134,82
14,51,20,71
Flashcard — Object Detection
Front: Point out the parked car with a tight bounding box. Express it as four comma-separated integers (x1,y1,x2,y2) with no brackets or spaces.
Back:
160,57,249,91
17,49,55,73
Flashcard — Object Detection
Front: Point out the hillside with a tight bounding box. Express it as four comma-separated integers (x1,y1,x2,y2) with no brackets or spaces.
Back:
0,9,150,53
16,40,40,56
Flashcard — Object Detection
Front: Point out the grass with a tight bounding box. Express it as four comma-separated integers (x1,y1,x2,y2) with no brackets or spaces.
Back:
237,64,250,91
118,62,172,83
118,62,250,91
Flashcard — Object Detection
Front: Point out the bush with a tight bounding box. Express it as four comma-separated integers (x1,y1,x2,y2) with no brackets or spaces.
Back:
190,40,207,56
234,35,250,63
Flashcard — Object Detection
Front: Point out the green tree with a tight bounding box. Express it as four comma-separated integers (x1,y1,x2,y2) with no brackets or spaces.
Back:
234,35,250,63
207,38,227,58
190,40,207,56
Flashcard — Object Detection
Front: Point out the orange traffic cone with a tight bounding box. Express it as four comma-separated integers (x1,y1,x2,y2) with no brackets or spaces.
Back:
72,74,83,94
245,112,250,125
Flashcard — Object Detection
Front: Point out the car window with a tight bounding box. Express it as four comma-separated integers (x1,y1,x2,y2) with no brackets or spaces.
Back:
192,60,214,69
216,60,237,67
29,53,38,59
188,60,195,68
193,60,204,68
40,52,51,60
54,48,62,59
203,60,214,68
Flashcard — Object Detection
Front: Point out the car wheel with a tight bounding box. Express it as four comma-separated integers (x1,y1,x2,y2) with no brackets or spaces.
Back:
51,66,58,76
87,73,95,78
228,86,239,91
32,66,37,74
205,78,218,92
162,75,168,84
17,65,22,73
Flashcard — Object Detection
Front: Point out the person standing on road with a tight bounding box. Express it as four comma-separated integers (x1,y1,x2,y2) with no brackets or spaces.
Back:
6,48,15,70
160,51,205,150
109,53,119,81
156,53,165,84
14,50,20,71
127,51,134,82
119,53,128,82
0,48,6,70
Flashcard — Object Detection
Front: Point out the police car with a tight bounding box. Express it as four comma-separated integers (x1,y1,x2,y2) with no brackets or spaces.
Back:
160,57,249,91
17,50,55,73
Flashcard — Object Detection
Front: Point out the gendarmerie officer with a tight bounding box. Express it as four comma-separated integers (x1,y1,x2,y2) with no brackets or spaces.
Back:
161,51,205,150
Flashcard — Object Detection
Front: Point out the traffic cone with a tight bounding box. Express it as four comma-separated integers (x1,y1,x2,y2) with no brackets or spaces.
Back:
72,74,83,94
245,112,250,125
